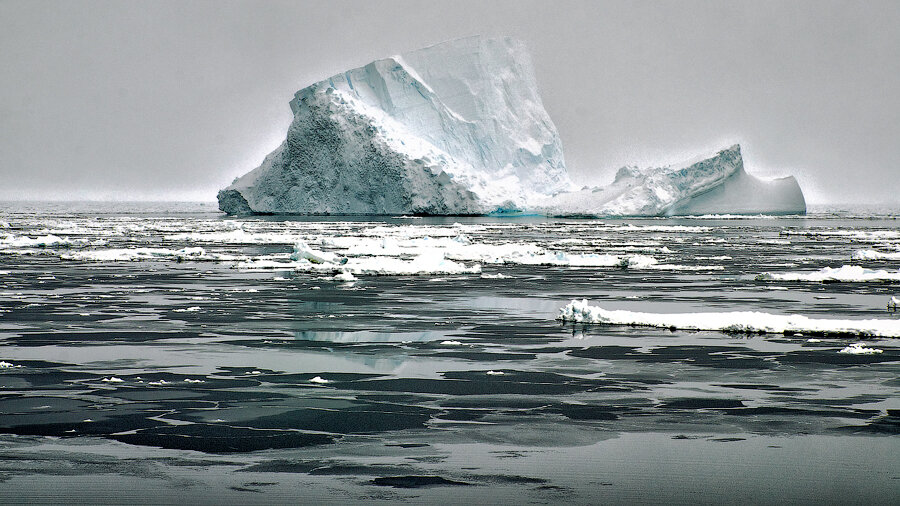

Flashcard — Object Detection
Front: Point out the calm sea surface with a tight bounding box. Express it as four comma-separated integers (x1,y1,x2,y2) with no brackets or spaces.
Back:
0,202,898,504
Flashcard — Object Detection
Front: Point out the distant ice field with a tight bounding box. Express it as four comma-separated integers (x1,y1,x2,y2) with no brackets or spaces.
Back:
0,202,898,503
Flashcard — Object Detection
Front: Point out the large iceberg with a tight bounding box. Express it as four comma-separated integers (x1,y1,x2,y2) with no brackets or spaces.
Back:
218,36,806,216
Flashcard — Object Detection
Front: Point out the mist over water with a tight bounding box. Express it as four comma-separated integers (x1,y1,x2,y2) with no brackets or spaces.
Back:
0,202,898,503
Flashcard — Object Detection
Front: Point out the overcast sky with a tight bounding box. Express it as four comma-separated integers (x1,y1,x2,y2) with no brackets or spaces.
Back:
2,0,898,204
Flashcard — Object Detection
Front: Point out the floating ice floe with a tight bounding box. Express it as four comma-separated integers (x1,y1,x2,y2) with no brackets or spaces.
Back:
61,247,241,262
838,343,884,355
240,246,481,276
756,265,900,283
14,217,731,275
101,376,124,383
852,249,900,261
557,299,900,337
0,234,77,248
606,225,710,233
164,230,302,244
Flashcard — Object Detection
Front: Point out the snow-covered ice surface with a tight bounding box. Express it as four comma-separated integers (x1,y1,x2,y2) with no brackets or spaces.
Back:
756,265,900,283
0,201,897,504
559,299,900,337
218,37,805,217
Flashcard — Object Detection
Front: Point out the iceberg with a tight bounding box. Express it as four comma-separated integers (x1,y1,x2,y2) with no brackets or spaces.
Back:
219,36,806,216
540,145,805,216
219,36,571,215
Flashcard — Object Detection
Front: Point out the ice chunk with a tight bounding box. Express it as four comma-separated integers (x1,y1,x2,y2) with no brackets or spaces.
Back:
838,343,883,355
558,299,900,337
291,241,346,265
333,270,357,282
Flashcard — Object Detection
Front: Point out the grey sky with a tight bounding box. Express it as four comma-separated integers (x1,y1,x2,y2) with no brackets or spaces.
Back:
2,0,898,204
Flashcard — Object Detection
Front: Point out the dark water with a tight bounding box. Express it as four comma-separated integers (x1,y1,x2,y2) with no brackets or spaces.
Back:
0,202,898,504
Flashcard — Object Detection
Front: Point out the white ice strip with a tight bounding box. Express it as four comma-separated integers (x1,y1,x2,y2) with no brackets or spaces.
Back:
0,234,81,248
605,225,711,233
164,230,305,244
781,229,900,241
557,299,900,337
319,234,691,269
238,249,480,276
682,214,778,220
756,265,900,282
852,249,900,261
61,247,245,262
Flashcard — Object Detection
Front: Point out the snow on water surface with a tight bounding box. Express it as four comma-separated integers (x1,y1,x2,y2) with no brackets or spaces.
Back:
558,299,900,338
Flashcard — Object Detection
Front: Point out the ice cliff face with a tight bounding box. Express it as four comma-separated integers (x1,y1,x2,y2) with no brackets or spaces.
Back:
219,36,806,216
541,145,806,216
219,36,572,215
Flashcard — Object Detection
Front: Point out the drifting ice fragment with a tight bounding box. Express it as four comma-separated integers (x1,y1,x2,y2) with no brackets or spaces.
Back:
558,299,900,337
838,343,883,355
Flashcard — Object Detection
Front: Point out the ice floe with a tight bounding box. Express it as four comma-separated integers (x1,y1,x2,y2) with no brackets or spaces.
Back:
1,216,733,276
852,249,900,261
0,234,78,248
61,247,241,262
756,265,900,283
838,343,884,355
557,299,900,337
333,271,358,282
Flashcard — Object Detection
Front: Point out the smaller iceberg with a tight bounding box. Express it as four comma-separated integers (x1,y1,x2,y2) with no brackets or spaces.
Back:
540,145,806,216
